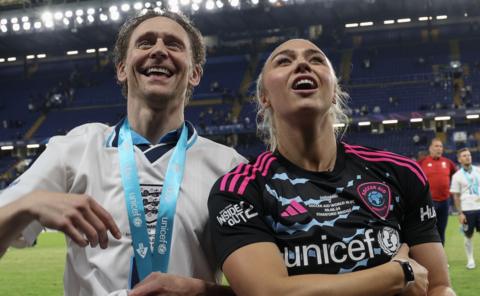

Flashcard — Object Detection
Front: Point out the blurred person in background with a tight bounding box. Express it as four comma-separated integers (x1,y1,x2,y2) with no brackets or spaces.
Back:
418,138,457,245
450,148,480,270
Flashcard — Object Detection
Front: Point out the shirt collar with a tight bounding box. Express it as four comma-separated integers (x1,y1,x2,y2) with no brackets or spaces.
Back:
106,118,196,148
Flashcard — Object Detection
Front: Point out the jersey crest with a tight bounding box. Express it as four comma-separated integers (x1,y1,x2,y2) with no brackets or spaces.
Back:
357,182,391,219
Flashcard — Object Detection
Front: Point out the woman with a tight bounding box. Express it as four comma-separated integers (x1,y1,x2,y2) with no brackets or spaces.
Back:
208,39,454,295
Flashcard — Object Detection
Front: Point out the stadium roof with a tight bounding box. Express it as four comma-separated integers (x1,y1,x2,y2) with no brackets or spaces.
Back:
0,0,478,57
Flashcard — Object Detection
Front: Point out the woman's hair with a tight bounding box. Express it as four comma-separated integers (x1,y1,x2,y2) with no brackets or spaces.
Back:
253,47,350,151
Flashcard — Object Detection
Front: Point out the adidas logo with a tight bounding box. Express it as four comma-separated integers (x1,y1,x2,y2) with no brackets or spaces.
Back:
280,200,308,217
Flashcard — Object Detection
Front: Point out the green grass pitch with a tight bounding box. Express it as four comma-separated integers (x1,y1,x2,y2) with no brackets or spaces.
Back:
0,216,478,295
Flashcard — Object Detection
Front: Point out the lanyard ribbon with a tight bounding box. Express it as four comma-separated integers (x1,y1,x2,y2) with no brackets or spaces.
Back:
118,119,193,281
462,167,479,196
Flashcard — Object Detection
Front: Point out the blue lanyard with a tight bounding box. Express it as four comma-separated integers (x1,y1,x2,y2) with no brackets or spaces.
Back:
118,119,193,281
462,167,479,195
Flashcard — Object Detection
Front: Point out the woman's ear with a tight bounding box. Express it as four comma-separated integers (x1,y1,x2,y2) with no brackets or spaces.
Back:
260,93,271,108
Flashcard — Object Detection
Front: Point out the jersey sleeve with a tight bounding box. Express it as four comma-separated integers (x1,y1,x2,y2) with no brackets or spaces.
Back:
208,173,276,269
0,137,68,245
449,172,461,194
400,166,441,246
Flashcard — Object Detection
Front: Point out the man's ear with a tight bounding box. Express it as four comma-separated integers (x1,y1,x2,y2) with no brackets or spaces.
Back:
188,64,202,87
116,62,127,83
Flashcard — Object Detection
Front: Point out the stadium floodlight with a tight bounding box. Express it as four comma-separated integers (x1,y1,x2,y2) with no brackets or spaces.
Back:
434,116,451,121
87,8,96,15
12,23,20,31
410,118,423,122
134,2,143,10
466,114,479,119
99,13,108,22
145,2,152,8
384,20,394,24
76,16,84,24
7,57,16,61
180,0,189,6
11,17,18,24
42,11,53,22
54,12,63,20
110,5,119,12
0,25,7,33
26,54,35,59
418,16,430,21
98,47,108,52
21,16,29,22
34,21,42,29
216,0,224,8
111,11,120,21
65,10,73,18
37,53,47,58
87,15,95,23
0,58,4,62
230,0,240,7
382,119,398,125
45,20,54,28
67,50,79,55
358,121,371,126
156,1,163,7
436,15,447,20
192,3,200,11
333,123,346,128
360,21,373,27
206,0,215,10
63,18,70,26
23,22,31,31
0,19,6,25
268,0,276,3
397,18,411,23
86,48,96,53
345,23,359,28
76,9,84,16
1,146,14,151
27,144,40,149
121,4,131,12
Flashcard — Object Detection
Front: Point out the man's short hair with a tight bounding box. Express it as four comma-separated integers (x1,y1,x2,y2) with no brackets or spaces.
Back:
113,10,206,101
457,147,470,156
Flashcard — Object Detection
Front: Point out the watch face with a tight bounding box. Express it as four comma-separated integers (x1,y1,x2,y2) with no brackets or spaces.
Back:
404,261,415,282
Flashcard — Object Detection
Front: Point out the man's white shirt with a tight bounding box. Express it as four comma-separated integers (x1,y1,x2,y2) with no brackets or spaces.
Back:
450,165,480,211
0,122,245,296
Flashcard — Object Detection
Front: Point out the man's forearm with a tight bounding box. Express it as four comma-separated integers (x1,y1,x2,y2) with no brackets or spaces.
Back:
0,198,34,255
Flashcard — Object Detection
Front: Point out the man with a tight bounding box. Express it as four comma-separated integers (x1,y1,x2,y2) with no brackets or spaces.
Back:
418,138,457,245
0,10,243,296
450,148,480,269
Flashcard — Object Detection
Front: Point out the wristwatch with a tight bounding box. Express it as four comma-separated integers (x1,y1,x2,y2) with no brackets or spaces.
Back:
392,259,415,285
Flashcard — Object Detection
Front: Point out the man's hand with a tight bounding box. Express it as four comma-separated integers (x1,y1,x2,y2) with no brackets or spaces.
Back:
21,191,121,248
128,272,207,296
393,244,429,296
458,213,467,225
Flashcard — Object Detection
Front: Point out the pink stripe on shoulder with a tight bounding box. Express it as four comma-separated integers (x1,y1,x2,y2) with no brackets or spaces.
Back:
220,163,245,191
226,152,269,193
344,144,427,186
237,153,276,195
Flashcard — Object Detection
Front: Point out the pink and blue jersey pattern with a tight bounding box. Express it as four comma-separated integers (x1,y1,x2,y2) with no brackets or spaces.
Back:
208,142,440,275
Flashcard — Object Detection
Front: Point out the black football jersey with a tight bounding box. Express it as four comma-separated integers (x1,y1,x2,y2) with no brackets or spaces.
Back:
208,142,440,275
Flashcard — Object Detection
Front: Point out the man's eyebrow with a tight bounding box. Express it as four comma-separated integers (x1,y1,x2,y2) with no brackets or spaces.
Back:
133,31,185,45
